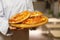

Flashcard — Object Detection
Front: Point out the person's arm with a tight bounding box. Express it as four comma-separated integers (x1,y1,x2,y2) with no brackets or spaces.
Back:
27,0,34,11
0,0,16,36
0,0,9,35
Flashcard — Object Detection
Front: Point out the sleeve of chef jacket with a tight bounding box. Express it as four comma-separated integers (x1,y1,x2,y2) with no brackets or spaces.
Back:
27,0,34,11
0,0,9,35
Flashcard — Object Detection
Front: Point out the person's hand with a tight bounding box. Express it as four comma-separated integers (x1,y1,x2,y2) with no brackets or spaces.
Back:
9,26,17,30
9,26,22,30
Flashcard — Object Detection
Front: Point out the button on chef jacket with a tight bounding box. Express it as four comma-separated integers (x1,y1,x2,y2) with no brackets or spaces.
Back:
0,0,34,35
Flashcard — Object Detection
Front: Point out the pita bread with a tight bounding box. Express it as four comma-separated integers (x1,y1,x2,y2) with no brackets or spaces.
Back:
9,11,31,23
30,11,43,17
22,16,47,25
10,16,48,28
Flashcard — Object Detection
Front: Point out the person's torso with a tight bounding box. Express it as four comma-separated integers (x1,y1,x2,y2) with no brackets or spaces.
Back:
2,0,28,19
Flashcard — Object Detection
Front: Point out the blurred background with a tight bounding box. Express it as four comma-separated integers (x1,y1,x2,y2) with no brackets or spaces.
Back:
29,0,60,40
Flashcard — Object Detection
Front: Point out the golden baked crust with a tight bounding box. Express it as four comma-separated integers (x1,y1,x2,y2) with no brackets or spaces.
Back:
9,11,48,29
22,11,44,25
22,16,46,24
10,16,48,28
9,11,31,23
30,11,43,17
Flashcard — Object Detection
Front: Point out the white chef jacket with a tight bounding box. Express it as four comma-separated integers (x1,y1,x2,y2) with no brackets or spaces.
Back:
0,0,34,35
